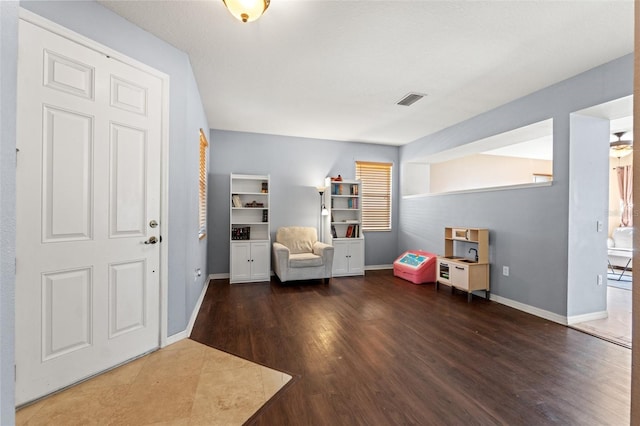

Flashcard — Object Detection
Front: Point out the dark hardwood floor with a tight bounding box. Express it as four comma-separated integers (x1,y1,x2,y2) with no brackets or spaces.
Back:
190,270,630,425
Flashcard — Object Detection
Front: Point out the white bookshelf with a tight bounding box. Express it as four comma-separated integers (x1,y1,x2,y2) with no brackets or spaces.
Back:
229,174,270,283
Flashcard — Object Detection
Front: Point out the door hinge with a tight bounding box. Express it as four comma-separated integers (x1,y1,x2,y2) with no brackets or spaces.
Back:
15,148,19,166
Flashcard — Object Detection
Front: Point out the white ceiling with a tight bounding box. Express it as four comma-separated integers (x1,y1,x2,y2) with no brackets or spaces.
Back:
99,0,634,146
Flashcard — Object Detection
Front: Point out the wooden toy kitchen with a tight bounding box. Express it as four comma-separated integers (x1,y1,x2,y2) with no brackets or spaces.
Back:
436,227,490,302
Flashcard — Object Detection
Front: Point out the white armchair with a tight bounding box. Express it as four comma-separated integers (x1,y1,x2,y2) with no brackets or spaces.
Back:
272,226,334,283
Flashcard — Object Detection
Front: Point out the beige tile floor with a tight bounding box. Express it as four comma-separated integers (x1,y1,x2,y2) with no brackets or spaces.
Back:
571,285,632,348
16,339,291,425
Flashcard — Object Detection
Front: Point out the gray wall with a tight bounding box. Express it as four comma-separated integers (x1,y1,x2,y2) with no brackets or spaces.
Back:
399,54,633,317
185,70,210,317
0,2,18,423
19,0,210,336
207,130,400,275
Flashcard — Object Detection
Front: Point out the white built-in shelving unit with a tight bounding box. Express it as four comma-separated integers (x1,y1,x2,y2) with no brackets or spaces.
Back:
229,174,270,283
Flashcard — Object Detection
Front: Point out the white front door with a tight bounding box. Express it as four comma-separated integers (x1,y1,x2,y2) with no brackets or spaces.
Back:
15,19,164,405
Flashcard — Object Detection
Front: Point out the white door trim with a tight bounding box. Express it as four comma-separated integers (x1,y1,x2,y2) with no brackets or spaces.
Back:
19,7,170,348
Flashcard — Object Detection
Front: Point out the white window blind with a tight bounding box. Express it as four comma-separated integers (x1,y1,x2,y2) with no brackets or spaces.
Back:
355,161,392,231
198,129,209,239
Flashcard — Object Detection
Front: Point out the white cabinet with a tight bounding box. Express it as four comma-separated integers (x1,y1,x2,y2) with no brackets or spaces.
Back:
324,177,365,277
332,239,364,276
229,174,270,283
230,241,270,283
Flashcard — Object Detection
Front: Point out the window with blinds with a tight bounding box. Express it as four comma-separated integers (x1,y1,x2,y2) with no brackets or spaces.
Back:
198,129,209,239
355,161,392,231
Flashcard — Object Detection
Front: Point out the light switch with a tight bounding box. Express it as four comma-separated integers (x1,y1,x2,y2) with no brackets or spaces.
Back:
597,220,603,232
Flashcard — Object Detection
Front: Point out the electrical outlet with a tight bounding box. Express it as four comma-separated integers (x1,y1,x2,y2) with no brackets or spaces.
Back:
597,274,603,286
503,266,509,276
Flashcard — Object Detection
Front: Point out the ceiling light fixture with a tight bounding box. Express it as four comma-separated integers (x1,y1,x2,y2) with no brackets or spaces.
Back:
222,0,270,23
609,131,633,158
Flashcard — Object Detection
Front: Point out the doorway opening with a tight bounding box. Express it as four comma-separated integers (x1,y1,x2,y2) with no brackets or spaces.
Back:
569,95,633,348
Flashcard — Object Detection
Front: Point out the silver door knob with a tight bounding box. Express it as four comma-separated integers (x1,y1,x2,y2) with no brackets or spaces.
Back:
144,236,158,245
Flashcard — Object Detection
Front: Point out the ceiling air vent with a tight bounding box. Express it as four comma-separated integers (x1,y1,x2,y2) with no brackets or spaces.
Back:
396,92,426,107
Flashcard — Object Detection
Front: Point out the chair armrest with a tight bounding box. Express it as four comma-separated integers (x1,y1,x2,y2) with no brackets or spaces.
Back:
313,241,333,257
272,242,291,281
273,242,290,259
313,242,335,278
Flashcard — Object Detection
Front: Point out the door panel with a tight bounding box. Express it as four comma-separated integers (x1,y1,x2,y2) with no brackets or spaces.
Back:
42,268,93,360
43,49,94,99
109,260,146,337
110,75,148,115
16,19,164,405
109,123,147,237
43,106,93,242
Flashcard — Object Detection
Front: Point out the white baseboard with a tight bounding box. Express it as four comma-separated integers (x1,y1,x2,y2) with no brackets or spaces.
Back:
163,276,211,346
490,294,568,325
365,264,393,271
209,272,229,280
566,310,608,325
214,267,393,277
186,277,211,337
165,330,188,346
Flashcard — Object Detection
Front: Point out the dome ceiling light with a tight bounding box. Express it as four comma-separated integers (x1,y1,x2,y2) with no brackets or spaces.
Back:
222,0,270,23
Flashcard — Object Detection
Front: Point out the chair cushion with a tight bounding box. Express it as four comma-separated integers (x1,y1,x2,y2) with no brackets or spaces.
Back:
289,253,324,268
276,227,318,254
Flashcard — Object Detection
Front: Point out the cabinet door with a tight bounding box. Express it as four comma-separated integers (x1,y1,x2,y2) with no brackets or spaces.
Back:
230,242,252,282
450,264,469,290
332,241,349,275
347,240,364,274
250,241,270,281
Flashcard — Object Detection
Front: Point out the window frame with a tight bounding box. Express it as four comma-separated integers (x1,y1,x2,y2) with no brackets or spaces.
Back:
355,161,392,232
198,129,209,240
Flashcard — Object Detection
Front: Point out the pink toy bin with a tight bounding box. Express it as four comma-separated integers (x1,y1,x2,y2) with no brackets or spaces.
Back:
393,250,437,284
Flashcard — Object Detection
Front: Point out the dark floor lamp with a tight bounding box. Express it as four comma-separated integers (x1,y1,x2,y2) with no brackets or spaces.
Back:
317,186,329,242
